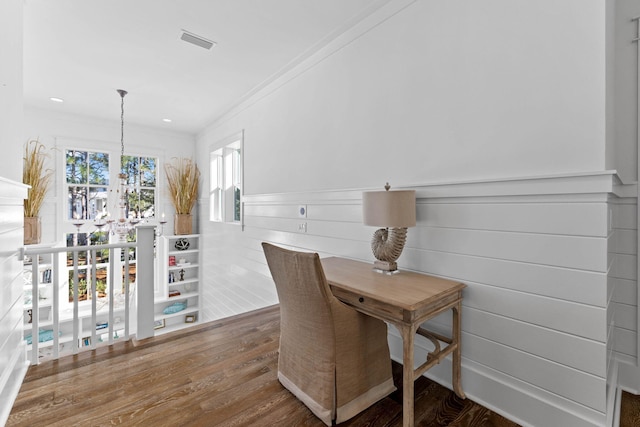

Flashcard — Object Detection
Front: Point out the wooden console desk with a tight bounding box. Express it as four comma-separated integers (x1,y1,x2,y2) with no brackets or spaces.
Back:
321,257,466,427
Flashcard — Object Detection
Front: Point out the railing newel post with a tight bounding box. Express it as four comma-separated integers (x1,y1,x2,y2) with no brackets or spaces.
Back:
135,225,156,339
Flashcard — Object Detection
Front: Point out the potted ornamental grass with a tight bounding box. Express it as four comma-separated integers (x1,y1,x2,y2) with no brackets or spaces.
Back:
23,140,52,245
165,157,200,235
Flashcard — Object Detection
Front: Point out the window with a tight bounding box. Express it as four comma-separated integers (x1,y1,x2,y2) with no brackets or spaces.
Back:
210,134,243,223
63,147,157,305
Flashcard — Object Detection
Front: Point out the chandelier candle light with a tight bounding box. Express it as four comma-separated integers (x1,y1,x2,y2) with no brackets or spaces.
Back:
362,183,416,273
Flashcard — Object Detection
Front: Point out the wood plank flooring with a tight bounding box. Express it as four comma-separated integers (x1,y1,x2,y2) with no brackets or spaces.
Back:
621,390,640,427
8,305,519,426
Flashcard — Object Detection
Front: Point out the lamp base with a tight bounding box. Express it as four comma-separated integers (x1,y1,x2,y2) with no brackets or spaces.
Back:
373,260,399,274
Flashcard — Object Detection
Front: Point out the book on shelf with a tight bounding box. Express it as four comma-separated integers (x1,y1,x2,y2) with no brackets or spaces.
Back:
42,269,52,283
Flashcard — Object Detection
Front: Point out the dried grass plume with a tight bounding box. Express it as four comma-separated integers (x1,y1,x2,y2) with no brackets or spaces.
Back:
23,139,52,217
165,157,200,215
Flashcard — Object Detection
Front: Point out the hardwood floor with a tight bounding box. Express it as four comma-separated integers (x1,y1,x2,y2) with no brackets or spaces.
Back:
621,390,640,427
8,305,518,426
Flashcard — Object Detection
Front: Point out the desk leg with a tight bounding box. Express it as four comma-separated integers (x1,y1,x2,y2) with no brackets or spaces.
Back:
452,302,466,399
400,323,418,427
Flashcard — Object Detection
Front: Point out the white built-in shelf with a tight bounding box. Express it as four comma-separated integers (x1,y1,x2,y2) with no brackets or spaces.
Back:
155,234,201,335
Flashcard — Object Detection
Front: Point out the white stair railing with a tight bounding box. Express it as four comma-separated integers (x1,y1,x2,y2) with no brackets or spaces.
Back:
20,225,156,365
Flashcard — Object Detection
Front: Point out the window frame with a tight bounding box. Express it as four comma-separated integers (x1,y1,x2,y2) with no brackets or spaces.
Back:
57,138,161,311
209,131,243,225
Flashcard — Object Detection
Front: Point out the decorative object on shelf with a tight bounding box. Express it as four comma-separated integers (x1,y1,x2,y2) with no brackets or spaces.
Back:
165,157,200,235
24,289,32,306
23,139,52,245
362,182,416,273
174,238,190,251
185,314,197,323
25,329,60,345
174,214,192,236
163,300,187,314
154,319,165,330
169,272,175,283
169,290,181,297
179,269,185,281
27,309,33,324
169,255,176,266
96,89,140,241
96,321,108,330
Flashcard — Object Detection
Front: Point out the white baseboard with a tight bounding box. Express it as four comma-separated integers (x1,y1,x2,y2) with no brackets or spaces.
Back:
616,357,640,394
606,357,620,427
387,330,606,427
611,357,640,427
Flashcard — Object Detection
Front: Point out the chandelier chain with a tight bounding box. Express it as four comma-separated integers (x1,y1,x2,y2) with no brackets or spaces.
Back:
117,89,128,160
120,92,125,158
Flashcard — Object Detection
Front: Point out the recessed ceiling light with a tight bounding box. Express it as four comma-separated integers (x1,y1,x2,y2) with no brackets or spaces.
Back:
50,97,64,103
162,118,172,123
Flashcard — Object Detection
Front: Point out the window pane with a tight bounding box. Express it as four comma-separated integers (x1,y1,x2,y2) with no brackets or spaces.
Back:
139,189,155,218
66,232,88,249
209,153,222,222
88,187,108,220
234,186,241,222
89,152,109,185
90,235,110,264
66,150,87,184
121,155,138,186
233,148,241,185
232,148,241,222
140,157,156,187
210,189,221,222
210,152,219,189
68,186,87,220
126,190,139,220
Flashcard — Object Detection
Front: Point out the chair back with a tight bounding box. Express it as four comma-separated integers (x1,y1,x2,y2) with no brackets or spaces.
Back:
261,243,335,352
261,243,396,425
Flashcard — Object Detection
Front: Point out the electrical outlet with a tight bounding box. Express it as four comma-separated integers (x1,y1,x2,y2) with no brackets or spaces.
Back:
298,222,307,233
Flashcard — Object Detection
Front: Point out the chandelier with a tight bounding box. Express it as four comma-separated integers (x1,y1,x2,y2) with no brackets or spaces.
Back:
95,89,139,241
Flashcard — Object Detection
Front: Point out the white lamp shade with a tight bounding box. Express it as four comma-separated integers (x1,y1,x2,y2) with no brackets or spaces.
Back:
362,189,416,228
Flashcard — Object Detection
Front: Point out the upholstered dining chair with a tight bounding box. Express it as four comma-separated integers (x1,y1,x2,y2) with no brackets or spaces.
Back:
261,243,396,426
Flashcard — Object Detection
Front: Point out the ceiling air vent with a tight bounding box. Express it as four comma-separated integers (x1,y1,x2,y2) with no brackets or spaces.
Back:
180,30,216,50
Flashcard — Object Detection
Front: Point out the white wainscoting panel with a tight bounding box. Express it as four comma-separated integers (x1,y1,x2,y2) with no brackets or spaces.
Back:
198,172,631,427
0,178,29,426
608,197,637,365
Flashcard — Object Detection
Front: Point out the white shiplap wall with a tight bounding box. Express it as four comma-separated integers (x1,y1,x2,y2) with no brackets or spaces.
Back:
609,196,637,363
0,179,29,425
199,172,628,427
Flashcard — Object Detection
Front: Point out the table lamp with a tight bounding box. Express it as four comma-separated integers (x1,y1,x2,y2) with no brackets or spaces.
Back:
362,183,416,273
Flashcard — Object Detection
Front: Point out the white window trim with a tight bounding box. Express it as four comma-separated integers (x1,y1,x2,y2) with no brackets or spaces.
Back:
54,137,163,311
209,131,244,226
